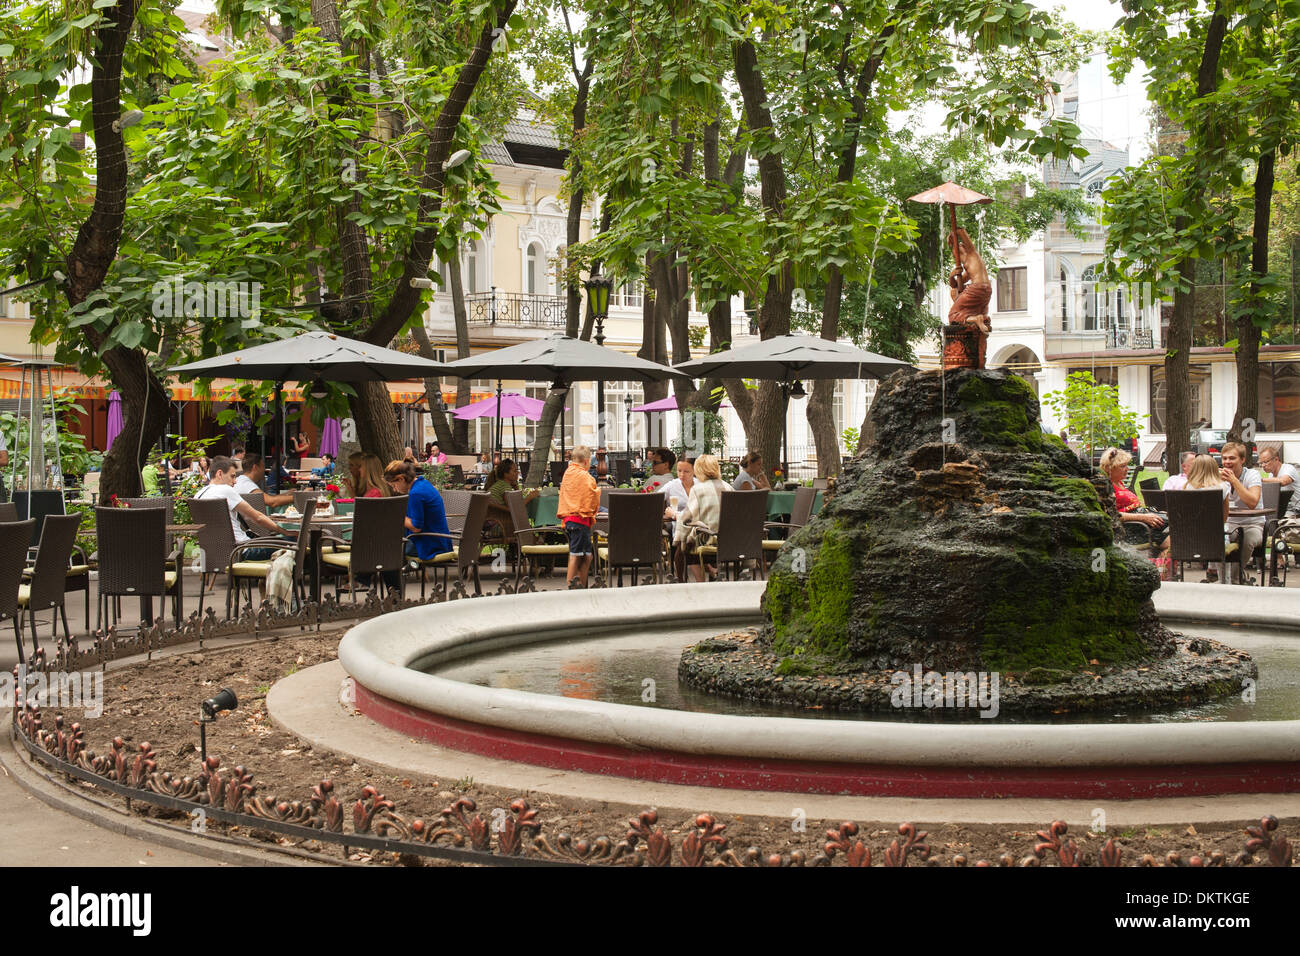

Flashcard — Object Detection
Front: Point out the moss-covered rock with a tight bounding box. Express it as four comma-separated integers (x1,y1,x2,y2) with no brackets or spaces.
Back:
758,368,1169,675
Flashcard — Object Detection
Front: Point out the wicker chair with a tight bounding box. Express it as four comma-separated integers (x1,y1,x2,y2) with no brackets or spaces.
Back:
1165,489,1236,583
1141,488,1168,511
187,497,295,617
507,490,567,588
17,513,82,658
596,492,666,586
0,502,18,521
408,492,490,597
119,496,175,525
321,495,408,602
228,499,315,613
1264,486,1295,587
95,506,183,629
762,486,816,565
613,457,632,487
1,520,36,662
294,489,325,514
440,489,472,533
12,490,65,546
548,461,566,486
692,490,770,581
240,491,267,514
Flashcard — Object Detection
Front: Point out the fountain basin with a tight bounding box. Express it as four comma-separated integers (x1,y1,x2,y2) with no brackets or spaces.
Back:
338,583,1300,799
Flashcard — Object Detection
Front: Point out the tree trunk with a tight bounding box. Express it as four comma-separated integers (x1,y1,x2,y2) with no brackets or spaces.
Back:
449,250,472,452
1229,148,1273,456
410,322,458,453
349,382,402,461
1166,2,1228,468
808,267,846,476
523,51,594,487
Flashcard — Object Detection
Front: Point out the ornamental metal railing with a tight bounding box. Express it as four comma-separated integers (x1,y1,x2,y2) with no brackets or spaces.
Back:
465,291,567,329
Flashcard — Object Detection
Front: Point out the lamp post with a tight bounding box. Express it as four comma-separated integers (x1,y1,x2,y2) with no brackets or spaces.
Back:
583,270,613,448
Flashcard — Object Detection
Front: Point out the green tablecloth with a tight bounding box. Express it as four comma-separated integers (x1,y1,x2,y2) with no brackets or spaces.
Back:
765,489,823,519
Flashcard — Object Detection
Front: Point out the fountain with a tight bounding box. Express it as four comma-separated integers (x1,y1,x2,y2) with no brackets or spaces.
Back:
681,367,1255,715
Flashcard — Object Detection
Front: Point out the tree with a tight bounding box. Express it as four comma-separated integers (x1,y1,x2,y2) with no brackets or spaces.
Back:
1042,371,1141,462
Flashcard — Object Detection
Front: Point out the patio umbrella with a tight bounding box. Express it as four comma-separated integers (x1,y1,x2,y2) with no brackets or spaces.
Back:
318,416,342,458
105,391,123,452
907,180,993,268
171,331,448,490
675,334,914,473
453,391,567,459
441,335,684,460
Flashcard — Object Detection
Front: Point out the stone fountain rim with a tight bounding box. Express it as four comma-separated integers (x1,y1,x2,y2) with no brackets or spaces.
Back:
337,582,1300,769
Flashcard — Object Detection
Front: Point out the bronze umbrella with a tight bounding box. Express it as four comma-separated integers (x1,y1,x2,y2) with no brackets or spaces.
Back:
907,181,993,267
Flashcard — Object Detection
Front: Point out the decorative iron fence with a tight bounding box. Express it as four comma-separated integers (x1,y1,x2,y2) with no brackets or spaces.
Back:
465,291,567,329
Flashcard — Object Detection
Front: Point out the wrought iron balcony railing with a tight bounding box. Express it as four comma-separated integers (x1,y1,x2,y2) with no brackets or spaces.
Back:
464,291,568,329
1105,327,1154,349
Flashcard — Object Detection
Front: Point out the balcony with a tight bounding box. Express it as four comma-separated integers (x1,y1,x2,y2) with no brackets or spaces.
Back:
465,291,567,329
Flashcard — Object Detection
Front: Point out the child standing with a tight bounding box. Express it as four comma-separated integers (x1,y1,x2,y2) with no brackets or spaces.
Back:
557,446,600,587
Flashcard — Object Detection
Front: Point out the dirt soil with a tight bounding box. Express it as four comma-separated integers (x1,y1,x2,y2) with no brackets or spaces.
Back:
30,629,1297,867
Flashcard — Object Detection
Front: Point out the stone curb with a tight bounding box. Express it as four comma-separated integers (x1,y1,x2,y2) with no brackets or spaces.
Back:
338,582,1300,768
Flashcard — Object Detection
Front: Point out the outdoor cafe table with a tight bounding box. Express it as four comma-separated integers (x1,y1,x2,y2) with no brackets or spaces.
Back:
766,489,823,520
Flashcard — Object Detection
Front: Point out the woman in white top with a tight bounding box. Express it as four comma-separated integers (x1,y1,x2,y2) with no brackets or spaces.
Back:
675,454,730,580
733,452,771,491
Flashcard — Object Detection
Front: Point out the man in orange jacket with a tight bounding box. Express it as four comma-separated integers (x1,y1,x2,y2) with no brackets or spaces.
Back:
557,445,600,587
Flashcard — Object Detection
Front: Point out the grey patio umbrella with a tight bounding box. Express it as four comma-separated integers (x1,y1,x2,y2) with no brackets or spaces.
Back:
675,334,915,474
440,335,685,460
170,331,449,488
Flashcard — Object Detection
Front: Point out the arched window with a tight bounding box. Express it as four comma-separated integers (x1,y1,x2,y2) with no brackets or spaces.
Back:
1080,263,1128,332
525,242,542,295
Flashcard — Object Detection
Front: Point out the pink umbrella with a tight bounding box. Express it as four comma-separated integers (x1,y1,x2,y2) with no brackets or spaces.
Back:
318,416,341,458
630,395,728,413
452,392,550,421
105,391,123,452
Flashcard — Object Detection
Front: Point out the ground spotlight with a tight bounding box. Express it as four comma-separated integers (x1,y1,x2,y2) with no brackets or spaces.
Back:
199,688,238,764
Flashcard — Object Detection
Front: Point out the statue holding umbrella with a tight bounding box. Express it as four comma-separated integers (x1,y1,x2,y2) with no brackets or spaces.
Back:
908,181,994,370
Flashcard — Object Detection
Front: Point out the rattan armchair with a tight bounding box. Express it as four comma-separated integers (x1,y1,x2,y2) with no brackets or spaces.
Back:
1,520,36,662
408,492,489,597
17,513,82,658
690,490,770,581
95,506,183,629
762,485,816,566
1165,489,1236,583
320,495,408,602
506,490,567,588
596,492,666,586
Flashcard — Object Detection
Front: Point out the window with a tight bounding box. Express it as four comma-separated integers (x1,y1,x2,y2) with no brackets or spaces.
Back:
525,243,541,295
997,267,1028,312
1257,361,1300,433
618,279,643,308
464,242,480,295
1080,263,1129,332
1149,365,1212,434
1068,365,1119,387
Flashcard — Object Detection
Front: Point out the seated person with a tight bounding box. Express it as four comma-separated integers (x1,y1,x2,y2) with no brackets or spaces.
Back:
673,454,731,581
350,453,390,498
195,456,292,563
384,459,451,588
311,453,336,478
1099,446,1169,551
1162,451,1196,490
485,458,537,543
1182,453,1231,582
1221,441,1264,583
1258,446,1297,488
641,447,676,492
733,451,771,491
235,452,293,508
426,442,447,465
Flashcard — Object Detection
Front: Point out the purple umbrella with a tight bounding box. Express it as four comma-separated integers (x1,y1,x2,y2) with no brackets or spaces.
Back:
452,392,549,421
629,395,729,413
318,417,341,458
105,391,123,452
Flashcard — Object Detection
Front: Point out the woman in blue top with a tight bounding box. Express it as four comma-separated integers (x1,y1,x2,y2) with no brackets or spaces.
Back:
384,459,452,559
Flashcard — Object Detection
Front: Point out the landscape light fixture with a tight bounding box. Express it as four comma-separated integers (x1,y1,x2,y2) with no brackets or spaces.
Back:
309,379,329,400
789,380,807,399
443,149,472,171
111,109,144,133
198,688,238,764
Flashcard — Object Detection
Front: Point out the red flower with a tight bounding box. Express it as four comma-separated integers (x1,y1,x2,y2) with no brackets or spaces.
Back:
325,484,340,494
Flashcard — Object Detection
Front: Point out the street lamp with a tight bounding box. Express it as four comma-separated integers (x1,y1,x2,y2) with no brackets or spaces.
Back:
584,270,613,447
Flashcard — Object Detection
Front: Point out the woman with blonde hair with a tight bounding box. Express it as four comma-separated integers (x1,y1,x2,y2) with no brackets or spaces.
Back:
675,454,731,580
1181,453,1231,581
1099,446,1167,544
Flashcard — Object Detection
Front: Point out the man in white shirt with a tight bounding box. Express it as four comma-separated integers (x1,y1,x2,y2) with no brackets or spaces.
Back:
1258,447,1298,488
1220,442,1264,583
195,456,291,561
641,448,676,492
233,452,293,508
1162,452,1196,490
